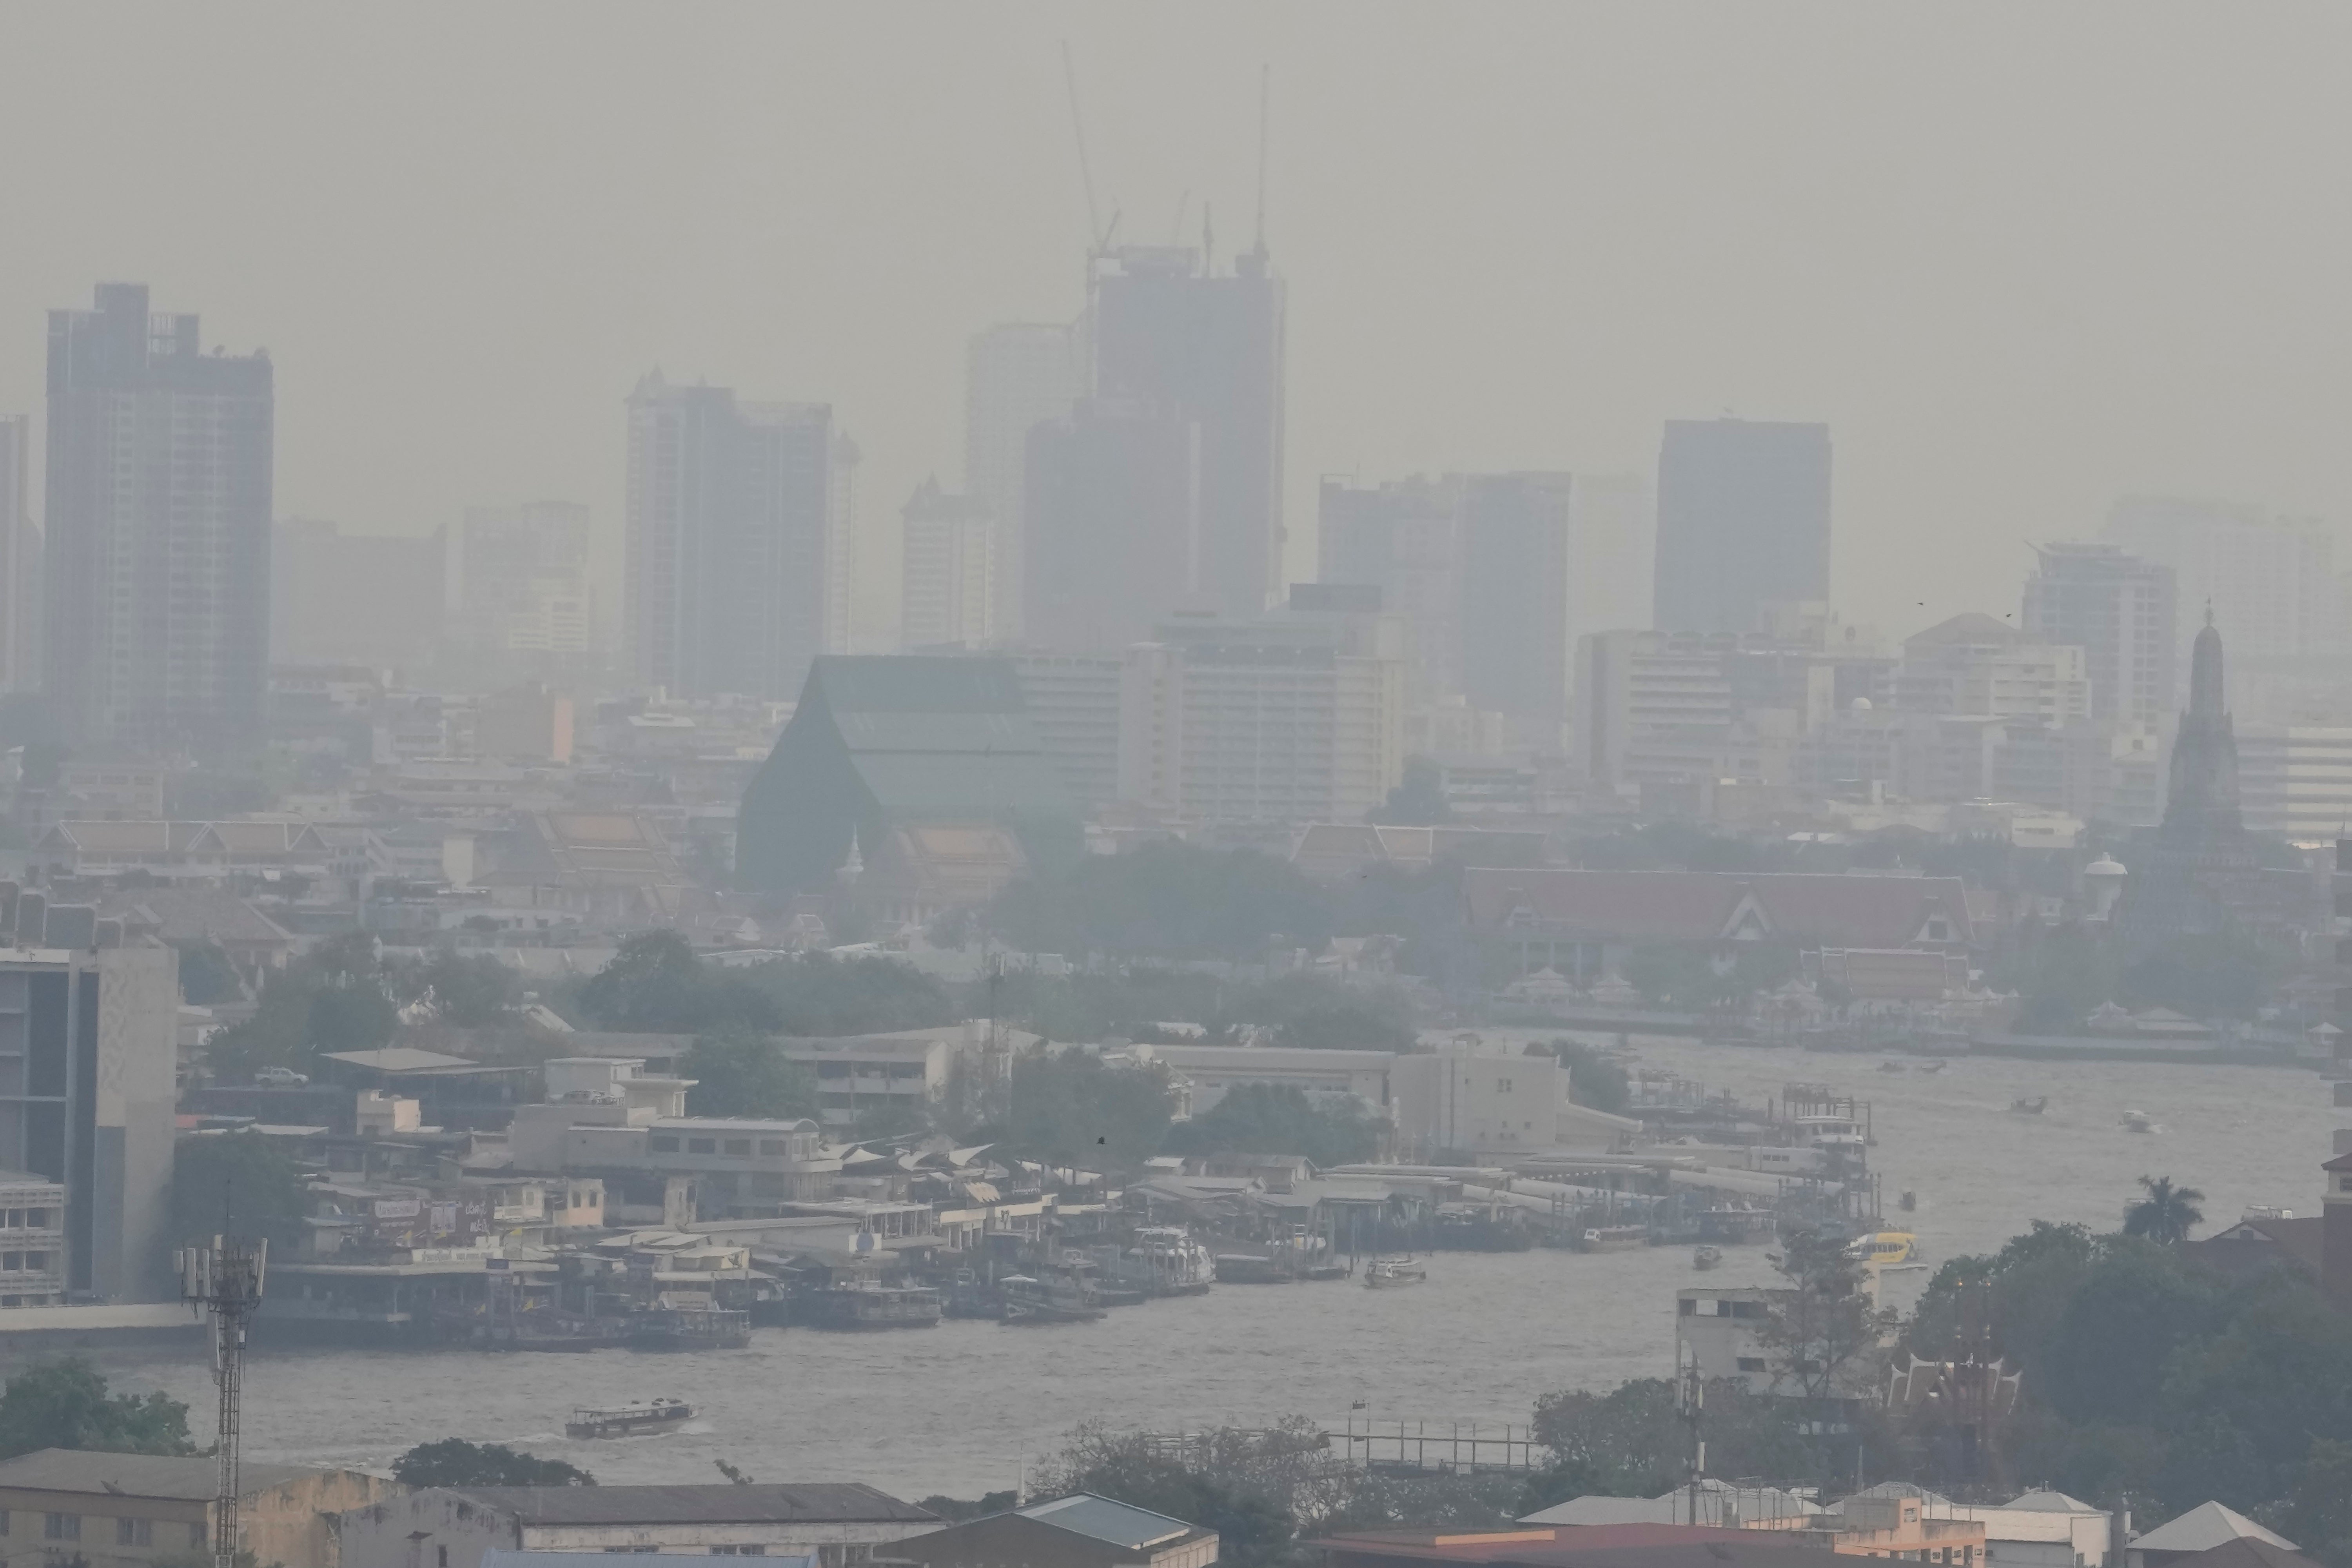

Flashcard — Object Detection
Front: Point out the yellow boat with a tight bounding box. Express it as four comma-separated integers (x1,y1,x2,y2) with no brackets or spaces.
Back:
1846,1231,1918,1266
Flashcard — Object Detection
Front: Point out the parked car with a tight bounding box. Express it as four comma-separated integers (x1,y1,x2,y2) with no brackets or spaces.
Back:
253,1066,309,1087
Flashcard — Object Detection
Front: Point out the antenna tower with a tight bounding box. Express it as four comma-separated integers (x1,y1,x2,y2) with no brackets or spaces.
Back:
1676,1342,1705,1524
179,1236,268,1568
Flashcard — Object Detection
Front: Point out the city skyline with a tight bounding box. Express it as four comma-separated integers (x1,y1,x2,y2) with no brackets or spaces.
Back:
10,8,2352,650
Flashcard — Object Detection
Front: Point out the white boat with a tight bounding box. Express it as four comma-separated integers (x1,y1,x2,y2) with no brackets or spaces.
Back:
2121,1109,2156,1133
1363,1255,1427,1289
565,1398,694,1439
1845,1231,1920,1266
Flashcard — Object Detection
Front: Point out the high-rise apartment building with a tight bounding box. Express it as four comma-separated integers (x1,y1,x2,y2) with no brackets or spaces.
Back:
1023,399,1201,654
1091,245,1285,625
625,374,836,700
1653,418,1831,634
899,481,994,650
272,520,445,669
457,501,593,659
966,323,1082,641
1459,473,1576,736
1118,609,1406,825
1318,474,1466,706
2102,494,2342,677
1892,613,2091,724
2021,543,2177,726
45,284,272,748
0,416,32,693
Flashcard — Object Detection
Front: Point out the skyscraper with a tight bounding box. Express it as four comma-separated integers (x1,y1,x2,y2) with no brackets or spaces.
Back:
2101,494,2341,678
625,374,836,700
899,480,994,650
44,284,272,748
2020,542,2177,726
1653,418,1831,633
1022,398,1201,654
0,415,33,693
1090,244,1285,624
1459,473,1576,735
1317,474,1466,706
965,322,1081,641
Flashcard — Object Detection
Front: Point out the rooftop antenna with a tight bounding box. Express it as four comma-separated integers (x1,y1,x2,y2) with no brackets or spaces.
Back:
1252,63,1271,261
178,1232,267,1568
1060,42,1110,257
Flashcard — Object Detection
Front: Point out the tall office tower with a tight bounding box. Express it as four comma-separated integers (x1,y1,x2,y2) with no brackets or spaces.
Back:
0,416,31,692
1091,244,1285,624
965,322,1082,640
2021,543,2178,726
1459,473,1576,736
1317,474,1466,705
1023,398,1201,653
1561,472,1656,654
826,430,861,654
899,480,994,649
2102,495,2341,675
457,501,593,658
272,519,445,669
625,374,835,699
1653,418,1831,633
45,284,272,749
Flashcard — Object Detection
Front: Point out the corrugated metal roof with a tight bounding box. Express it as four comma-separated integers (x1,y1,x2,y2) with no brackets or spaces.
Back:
487,1553,809,1568
1019,1493,1194,1549
0,1449,320,1500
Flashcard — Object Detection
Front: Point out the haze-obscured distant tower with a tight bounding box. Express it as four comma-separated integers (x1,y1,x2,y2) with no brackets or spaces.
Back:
625,374,835,699
1459,473,1576,737
2021,543,2177,726
1023,398,1201,654
457,501,593,661
1653,418,1829,634
900,480,995,649
0,415,33,692
966,323,1082,642
45,284,272,748
1090,242,1285,624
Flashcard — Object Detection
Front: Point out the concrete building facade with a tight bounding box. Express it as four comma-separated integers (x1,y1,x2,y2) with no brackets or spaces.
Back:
899,481,995,650
45,284,272,748
342,1485,939,1568
2021,543,2177,726
625,375,837,700
1654,418,1831,635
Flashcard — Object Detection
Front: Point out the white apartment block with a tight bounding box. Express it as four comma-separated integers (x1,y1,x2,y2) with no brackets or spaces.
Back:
2239,727,2352,843
1118,616,1406,825
2104,494,2343,669
899,482,995,650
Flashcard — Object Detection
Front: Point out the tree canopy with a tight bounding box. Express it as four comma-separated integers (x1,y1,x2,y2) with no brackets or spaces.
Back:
1167,1084,1381,1168
981,1047,1173,1169
2123,1174,2205,1245
678,1027,818,1120
171,1132,310,1251
392,1439,593,1488
577,931,783,1034
991,842,1335,961
0,1359,193,1461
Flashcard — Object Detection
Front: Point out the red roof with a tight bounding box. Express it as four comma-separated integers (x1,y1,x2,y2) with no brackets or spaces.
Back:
1461,869,1973,947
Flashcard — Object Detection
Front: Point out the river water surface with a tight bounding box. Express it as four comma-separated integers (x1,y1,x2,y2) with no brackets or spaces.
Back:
47,1041,2344,1498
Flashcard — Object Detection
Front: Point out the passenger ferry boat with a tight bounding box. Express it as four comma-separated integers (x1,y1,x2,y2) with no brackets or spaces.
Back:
998,1273,1105,1324
1579,1225,1649,1253
802,1281,941,1330
1363,1255,1427,1289
1845,1231,1919,1266
566,1399,695,1439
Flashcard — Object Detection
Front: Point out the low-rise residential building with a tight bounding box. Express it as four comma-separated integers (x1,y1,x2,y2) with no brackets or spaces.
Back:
559,1117,841,1219
779,1024,1024,1130
0,1448,395,1568
340,1485,938,1568
893,1494,1218,1568
0,1171,67,1308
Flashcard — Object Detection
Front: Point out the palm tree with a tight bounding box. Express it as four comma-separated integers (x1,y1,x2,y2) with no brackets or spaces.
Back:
2122,1174,2205,1244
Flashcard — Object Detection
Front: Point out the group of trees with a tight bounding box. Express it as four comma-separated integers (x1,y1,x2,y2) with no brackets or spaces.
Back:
0,1359,193,1461
202,933,525,1083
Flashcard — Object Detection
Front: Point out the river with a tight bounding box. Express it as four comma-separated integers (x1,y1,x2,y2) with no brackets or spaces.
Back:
41,1042,2345,1499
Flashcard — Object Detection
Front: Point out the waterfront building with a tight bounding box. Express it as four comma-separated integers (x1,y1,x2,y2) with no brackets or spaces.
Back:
271,518,445,669
1116,611,1407,826
44,283,272,748
0,934,177,1302
455,502,593,660
0,414,34,691
0,1449,396,1568
966,321,1082,640
1654,417,1831,635
737,656,1080,898
341,1485,939,1568
1092,243,1285,626
899,480,995,650
2021,543,2176,726
625,374,838,700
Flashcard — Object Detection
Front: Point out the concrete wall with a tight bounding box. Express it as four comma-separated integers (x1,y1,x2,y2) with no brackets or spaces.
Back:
95,945,177,1301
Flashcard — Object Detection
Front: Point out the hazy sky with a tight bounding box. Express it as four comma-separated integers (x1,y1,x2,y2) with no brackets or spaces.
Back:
7,4,2352,646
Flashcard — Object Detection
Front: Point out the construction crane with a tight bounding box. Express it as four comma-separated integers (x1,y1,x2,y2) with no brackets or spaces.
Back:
178,1236,268,1568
